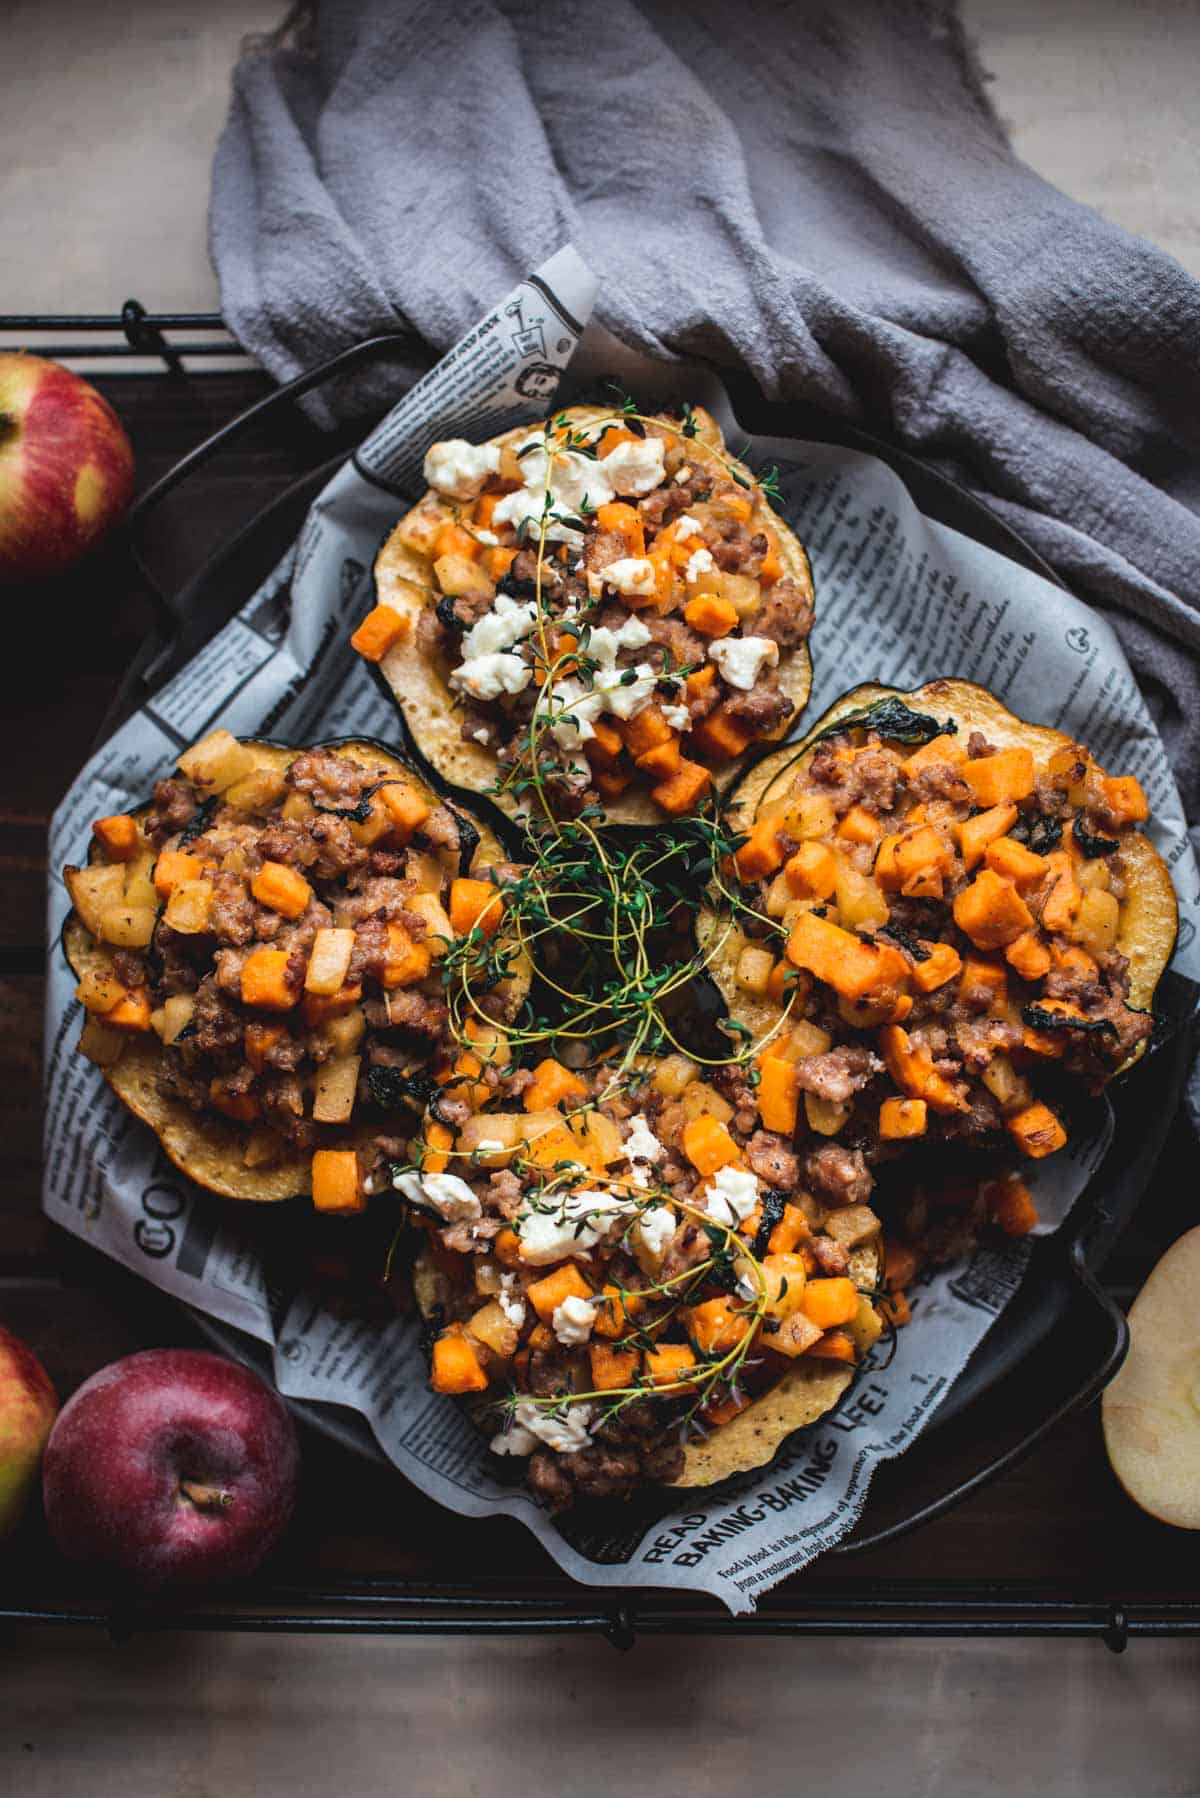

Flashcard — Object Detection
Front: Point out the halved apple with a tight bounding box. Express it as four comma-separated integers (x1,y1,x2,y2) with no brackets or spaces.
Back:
1103,1226,1200,1530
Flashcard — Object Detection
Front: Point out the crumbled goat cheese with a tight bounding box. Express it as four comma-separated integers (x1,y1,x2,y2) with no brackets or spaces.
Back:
516,1189,641,1265
674,513,704,540
393,1170,482,1224
490,1399,596,1457
600,436,666,495
475,529,499,546
634,1205,677,1263
704,1164,761,1228
491,432,615,547
622,1113,665,1187
498,1273,526,1330
708,634,780,690
661,702,692,733
547,618,656,745
685,546,717,585
423,438,502,502
458,593,539,660
552,1293,598,1346
596,557,656,600
451,652,532,702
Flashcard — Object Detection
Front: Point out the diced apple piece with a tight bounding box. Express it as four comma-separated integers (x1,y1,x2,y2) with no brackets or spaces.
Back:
312,1054,362,1125
736,942,776,997
177,729,255,793
407,892,454,957
123,854,158,911
458,1111,524,1167
823,1206,881,1249
78,1014,127,1068
98,904,158,948
434,552,492,598
651,1053,698,1098
680,1080,735,1127
65,863,126,938
1073,887,1120,956
323,1007,366,1057
805,1092,849,1136
467,1299,519,1361
305,927,356,996
151,993,196,1044
161,881,213,936
75,967,127,1014
222,764,289,814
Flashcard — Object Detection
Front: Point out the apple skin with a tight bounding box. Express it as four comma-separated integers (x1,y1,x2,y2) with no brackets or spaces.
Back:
0,1326,58,1537
0,352,135,581
42,1349,299,1595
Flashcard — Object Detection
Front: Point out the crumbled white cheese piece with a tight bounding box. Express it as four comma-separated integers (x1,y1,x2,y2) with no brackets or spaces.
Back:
600,662,658,720
516,1188,640,1265
622,1113,665,1187
393,1170,482,1224
475,529,499,546
596,557,656,600
601,436,666,496
704,1164,761,1228
661,701,692,733
458,593,539,660
547,618,656,745
685,546,717,585
708,634,780,690
552,1293,598,1346
498,1273,526,1330
451,652,532,701
491,432,616,548
634,1204,677,1263
674,513,704,540
490,1399,596,1457
423,438,502,502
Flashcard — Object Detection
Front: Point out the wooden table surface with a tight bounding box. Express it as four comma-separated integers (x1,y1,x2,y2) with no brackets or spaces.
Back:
3,366,1198,1631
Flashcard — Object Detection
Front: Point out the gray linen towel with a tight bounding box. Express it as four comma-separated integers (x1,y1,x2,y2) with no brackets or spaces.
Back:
211,0,1200,829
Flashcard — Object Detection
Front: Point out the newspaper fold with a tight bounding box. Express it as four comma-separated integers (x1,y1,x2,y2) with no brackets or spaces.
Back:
45,248,1199,1613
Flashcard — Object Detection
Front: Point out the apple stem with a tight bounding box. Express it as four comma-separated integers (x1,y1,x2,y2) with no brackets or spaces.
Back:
180,1480,235,1512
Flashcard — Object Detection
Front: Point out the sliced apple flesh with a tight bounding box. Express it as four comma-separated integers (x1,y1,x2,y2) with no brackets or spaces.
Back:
1103,1225,1200,1530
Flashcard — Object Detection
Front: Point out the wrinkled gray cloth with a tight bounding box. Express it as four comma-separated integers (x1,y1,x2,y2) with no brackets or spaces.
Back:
211,0,1200,820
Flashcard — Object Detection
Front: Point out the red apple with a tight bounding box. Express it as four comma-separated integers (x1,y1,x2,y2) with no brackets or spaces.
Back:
0,352,135,581
0,1326,58,1537
43,1349,299,1594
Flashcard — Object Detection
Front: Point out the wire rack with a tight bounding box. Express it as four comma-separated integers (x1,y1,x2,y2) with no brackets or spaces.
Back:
6,304,1197,1648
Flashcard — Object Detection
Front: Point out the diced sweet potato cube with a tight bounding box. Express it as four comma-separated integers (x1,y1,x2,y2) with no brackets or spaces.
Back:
104,988,153,1032
595,501,645,557
240,948,298,1011
910,942,962,992
383,923,433,988
691,706,754,762
1006,930,1051,982
734,818,786,881
768,1202,811,1256
682,1113,740,1176
1006,1101,1067,1159
589,1343,639,1390
251,860,313,919
431,1331,489,1394
587,719,625,768
1040,851,1082,934
635,736,682,780
988,1177,1040,1236
878,1024,968,1115
376,781,432,842
449,877,502,938
350,604,408,662
952,869,1034,949
685,665,717,706
618,705,673,759
311,1148,365,1215
684,593,739,637
643,1343,698,1388
784,842,838,899
879,1096,927,1138
685,1298,750,1355
652,757,713,816
894,826,951,894
985,836,1045,886
902,733,966,774
92,814,141,861
1100,775,1148,823
153,849,203,898
420,1120,454,1175
434,521,482,563
592,1284,644,1340
526,1264,594,1324
960,748,1035,807
883,1238,921,1291
209,1078,260,1123
757,530,783,585
757,1057,800,1135
245,1021,286,1072
785,911,910,1004
958,955,1008,1012
806,1328,857,1363
957,804,1018,872
523,1057,588,1113
799,1276,859,1330
836,805,882,847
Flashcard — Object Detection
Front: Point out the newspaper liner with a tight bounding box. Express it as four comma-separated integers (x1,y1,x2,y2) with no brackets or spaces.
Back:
43,248,1199,1614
